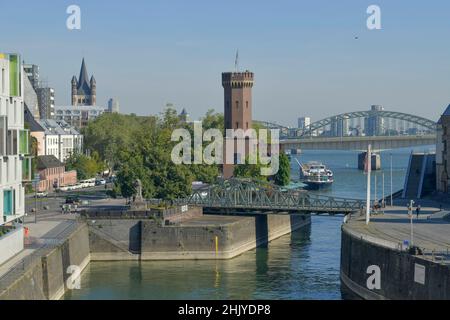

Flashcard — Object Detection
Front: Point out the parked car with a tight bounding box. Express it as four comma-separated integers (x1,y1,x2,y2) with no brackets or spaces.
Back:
35,191,48,198
95,178,106,186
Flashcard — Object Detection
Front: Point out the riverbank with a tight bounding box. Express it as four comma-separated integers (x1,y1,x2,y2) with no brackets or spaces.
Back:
0,205,310,300
340,204,450,299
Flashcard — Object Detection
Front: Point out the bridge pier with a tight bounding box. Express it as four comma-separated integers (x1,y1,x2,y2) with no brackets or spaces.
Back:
358,152,381,171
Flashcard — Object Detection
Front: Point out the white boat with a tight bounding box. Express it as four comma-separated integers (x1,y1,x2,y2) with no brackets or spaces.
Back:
297,161,334,190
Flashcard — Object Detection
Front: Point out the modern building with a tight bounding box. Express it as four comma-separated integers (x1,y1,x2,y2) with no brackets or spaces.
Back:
436,104,450,193
36,87,55,119
54,105,105,129
222,70,255,178
71,58,96,106
365,105,385,136
36,155,77,192
107,98,120,113
29,119,83,162
298,117,311,130
23,62,55,120
0,53,30,265
23,63,39,89
330,117,349,137
23,72,40,119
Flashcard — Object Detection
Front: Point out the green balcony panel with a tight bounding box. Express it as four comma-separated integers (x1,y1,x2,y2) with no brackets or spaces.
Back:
19,130,29,155
9,54,20,97
22,157,32,181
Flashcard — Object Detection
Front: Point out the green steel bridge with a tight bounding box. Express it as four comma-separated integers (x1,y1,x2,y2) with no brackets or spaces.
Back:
171,179,364,216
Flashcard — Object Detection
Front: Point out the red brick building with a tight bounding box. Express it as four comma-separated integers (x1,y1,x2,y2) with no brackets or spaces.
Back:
36,155,77,192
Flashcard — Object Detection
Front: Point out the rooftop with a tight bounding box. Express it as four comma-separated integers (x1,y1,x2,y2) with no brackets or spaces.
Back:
37,155,64,170
37,119,81,135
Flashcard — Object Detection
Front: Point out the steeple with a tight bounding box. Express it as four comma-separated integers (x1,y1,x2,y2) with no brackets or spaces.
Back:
71,58,96,106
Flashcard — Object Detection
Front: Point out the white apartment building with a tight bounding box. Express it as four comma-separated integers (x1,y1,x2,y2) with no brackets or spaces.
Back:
32,119,83,162
0,53,30,265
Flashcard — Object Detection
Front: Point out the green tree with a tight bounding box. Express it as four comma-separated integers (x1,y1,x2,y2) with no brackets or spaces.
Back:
274,153,291,186
65,153,103,180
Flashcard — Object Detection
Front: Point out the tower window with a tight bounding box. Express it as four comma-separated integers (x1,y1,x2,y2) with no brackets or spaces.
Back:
236,122,239,128
235,101,239,109
246,122,249,129
246,101,249,109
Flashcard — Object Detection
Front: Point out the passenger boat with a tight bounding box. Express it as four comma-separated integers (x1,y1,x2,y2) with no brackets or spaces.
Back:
297,160,334,190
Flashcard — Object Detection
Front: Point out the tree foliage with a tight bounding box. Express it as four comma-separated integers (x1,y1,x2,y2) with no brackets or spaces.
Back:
274,153,291,186
83,108,223,201
65,152,104,180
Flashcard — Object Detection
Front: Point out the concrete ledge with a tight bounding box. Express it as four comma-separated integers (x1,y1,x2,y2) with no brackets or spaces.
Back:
90,213,311,261
340,269,387,300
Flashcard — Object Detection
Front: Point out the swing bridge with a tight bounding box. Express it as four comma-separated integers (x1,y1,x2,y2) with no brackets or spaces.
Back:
167,179,365,216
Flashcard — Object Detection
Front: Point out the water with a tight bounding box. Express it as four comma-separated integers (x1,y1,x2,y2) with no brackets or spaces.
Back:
65,147,431,300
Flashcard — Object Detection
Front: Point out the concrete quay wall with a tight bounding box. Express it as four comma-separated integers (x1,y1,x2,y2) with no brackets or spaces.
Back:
0,223,90,300
340,225,450,300
90,214,311,261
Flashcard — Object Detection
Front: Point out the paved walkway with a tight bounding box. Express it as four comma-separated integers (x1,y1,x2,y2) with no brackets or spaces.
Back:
347,201,450,253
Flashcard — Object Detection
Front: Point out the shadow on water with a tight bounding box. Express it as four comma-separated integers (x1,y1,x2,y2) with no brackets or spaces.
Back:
255,215,269,249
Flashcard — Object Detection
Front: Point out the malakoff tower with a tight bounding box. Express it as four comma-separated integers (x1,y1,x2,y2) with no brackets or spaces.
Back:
222,70,254,179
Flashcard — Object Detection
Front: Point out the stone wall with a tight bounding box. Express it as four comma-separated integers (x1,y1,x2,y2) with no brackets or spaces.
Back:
0,223,90,300
89,213,311,261
341,225,450,299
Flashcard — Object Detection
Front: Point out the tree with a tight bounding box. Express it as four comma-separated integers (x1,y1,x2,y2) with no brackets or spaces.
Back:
82,109,224,201
65,153,103,180
274,153,291,186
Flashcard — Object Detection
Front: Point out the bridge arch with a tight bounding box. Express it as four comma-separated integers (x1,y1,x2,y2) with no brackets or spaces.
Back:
299,110,437,137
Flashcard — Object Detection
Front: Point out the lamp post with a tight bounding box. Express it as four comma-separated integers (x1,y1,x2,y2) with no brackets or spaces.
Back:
33,173,40,224
390,153,393,207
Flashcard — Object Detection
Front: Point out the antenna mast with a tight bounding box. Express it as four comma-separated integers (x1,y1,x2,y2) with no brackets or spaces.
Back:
235,50,239,72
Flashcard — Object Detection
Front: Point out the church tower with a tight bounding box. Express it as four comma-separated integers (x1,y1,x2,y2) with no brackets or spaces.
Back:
71,58,96,106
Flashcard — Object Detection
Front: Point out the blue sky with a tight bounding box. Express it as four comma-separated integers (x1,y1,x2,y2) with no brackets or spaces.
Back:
2,0,450,126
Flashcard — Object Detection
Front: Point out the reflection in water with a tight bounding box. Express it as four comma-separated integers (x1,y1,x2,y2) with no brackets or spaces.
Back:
66,217,343,300
65,149,417,300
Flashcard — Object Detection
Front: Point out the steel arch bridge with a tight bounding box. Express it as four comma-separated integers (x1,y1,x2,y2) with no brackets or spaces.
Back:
300,110,436,137
256,109,437,138
169,179,364,215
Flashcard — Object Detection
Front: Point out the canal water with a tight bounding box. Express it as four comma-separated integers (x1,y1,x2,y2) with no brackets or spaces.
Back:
65,147,433,300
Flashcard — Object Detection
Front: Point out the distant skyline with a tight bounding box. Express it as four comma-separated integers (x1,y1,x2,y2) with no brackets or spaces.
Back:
2,0,450,126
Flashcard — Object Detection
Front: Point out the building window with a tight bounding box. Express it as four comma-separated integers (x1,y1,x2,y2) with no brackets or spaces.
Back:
236,122,239,128
246,122,249,129
246,101,249,109
236,101,239,110
3,189,13,216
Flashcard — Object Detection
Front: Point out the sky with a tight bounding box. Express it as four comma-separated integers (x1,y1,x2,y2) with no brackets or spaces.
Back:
2,0,450,126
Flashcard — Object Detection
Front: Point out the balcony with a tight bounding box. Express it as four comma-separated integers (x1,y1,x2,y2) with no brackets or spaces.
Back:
19,129,29,155
0,225,24,265
21,156,32,182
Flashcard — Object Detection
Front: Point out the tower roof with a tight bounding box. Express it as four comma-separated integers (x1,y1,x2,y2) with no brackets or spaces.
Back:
443,104,450,116
76,58,92,95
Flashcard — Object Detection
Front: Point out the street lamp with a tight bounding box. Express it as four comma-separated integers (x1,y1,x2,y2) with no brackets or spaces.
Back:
390,153,393,207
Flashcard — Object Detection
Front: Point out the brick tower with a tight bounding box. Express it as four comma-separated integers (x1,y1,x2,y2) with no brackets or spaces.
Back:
222,71,254,178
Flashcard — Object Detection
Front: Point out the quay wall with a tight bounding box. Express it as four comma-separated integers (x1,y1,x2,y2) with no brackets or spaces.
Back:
90,213,311,261
340,224,450,300
0,223,90,300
